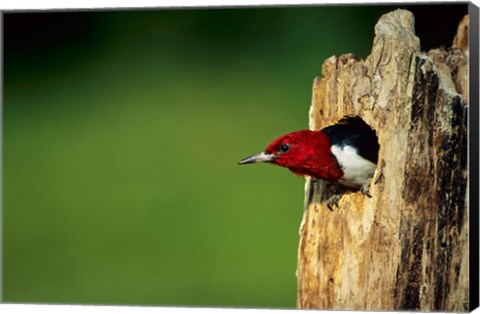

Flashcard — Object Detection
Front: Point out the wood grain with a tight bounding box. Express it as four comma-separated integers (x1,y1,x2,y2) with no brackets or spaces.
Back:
296,9,469,311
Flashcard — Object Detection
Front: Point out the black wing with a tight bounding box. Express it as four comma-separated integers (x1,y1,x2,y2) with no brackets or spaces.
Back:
321,116,380,164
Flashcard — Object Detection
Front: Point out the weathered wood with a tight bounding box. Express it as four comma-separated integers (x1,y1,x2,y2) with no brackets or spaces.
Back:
296,9,469,311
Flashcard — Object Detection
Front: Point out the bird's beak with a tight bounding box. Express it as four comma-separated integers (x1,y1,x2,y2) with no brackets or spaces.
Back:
238,151,276,165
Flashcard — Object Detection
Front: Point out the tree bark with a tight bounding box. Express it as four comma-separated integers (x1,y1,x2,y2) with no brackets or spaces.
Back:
296,10,469,311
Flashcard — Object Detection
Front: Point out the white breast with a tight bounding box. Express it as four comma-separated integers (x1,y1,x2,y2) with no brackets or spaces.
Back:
330,144,377,188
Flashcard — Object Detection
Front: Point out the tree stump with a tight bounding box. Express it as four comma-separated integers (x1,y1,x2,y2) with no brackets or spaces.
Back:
296,9,469,311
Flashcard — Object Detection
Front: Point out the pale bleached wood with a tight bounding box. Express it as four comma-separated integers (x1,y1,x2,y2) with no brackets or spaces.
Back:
297,9,469,311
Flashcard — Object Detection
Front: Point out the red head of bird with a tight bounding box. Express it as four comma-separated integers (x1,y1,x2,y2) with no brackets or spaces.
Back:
238,116,379,192
238,130,343,182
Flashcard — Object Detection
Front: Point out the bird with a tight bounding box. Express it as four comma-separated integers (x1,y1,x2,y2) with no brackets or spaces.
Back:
238,116,380,209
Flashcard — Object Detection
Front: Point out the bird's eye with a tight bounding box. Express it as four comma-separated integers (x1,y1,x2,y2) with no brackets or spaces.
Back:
279,144,290,153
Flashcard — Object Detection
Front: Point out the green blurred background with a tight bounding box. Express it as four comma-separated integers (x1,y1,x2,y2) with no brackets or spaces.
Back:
2,4,467,308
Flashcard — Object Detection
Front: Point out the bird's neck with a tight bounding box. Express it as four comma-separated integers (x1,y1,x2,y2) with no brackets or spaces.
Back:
294,155,343,181
288,143,344,181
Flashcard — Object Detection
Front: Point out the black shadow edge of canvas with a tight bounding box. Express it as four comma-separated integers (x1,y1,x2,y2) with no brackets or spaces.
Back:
0,11,4,304
469,1,480,312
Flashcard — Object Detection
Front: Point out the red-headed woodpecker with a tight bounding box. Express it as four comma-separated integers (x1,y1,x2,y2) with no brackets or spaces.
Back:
238,116,380,209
